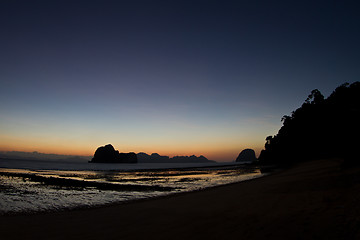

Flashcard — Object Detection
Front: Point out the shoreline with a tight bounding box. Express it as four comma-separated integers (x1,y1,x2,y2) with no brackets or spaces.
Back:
1,173,266,217
1,158,359,239
0,165,264,216
0,158,251,171
0,163,263,215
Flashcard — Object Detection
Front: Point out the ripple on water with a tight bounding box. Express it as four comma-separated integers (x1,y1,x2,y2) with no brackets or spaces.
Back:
0,166,263,214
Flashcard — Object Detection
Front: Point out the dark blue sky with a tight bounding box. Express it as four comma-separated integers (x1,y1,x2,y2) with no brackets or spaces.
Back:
1,0,359,161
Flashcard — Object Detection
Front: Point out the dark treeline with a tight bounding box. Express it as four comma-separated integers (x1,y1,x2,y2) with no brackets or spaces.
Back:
259,82,360,166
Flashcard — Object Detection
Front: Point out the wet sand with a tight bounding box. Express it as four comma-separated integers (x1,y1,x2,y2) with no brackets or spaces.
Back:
1,159,359,240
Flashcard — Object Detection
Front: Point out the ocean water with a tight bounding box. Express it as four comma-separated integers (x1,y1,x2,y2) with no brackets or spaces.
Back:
0,159,263,214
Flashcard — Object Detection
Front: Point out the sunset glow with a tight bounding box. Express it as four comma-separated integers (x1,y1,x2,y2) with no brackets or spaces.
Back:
1,1,359,161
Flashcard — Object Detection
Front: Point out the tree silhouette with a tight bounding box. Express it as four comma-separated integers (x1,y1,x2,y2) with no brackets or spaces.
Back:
259,82,360,166
305,89,324,105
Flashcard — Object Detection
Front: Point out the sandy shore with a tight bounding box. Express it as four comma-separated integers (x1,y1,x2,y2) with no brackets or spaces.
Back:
1,159,359,240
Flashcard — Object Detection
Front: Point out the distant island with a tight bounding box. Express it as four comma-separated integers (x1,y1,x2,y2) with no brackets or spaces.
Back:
137,152,214,163
89,144,214,164
90,144,137,163
235,149,257,162
0,151,91,162
0,147,215,164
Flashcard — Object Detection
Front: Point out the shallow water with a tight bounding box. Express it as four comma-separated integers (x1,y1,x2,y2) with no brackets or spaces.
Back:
0,159,263,214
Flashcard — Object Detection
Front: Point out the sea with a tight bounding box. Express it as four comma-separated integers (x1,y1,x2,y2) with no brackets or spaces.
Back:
0,158,264,214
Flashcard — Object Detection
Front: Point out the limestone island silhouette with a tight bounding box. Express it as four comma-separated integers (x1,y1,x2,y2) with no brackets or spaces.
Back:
89,144,214,163
89,144,137,163
236,149,257,162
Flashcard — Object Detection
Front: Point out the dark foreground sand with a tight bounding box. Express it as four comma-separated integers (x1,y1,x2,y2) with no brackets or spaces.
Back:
1,159,360,240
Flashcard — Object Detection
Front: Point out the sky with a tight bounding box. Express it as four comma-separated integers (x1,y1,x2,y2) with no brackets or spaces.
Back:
1,0,359,161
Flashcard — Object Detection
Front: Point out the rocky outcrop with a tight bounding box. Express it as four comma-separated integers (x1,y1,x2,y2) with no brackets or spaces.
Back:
90,144,137,163
236,149,257,162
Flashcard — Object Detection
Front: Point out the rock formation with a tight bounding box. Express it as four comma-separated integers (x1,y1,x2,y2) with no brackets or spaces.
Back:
236,149,257,162
90,144,137,163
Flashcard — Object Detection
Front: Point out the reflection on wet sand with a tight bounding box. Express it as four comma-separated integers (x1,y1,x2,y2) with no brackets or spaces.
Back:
0,166,263,214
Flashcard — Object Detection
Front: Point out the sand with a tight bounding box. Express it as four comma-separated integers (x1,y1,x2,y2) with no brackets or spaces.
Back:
1,158,359,240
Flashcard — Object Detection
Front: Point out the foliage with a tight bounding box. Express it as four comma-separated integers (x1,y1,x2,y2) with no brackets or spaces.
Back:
258,82,360,166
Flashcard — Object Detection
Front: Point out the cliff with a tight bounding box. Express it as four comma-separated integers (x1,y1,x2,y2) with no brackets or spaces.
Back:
236,149,257,162
90,144,137,163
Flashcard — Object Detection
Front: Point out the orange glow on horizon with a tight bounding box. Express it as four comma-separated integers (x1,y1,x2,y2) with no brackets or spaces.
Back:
0,144,263,162
0,134,265,161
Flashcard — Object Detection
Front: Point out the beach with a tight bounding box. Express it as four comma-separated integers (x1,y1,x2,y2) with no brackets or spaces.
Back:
0,158,359,240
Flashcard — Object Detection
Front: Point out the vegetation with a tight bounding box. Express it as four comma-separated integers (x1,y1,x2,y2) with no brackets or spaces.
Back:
259,82,360,166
